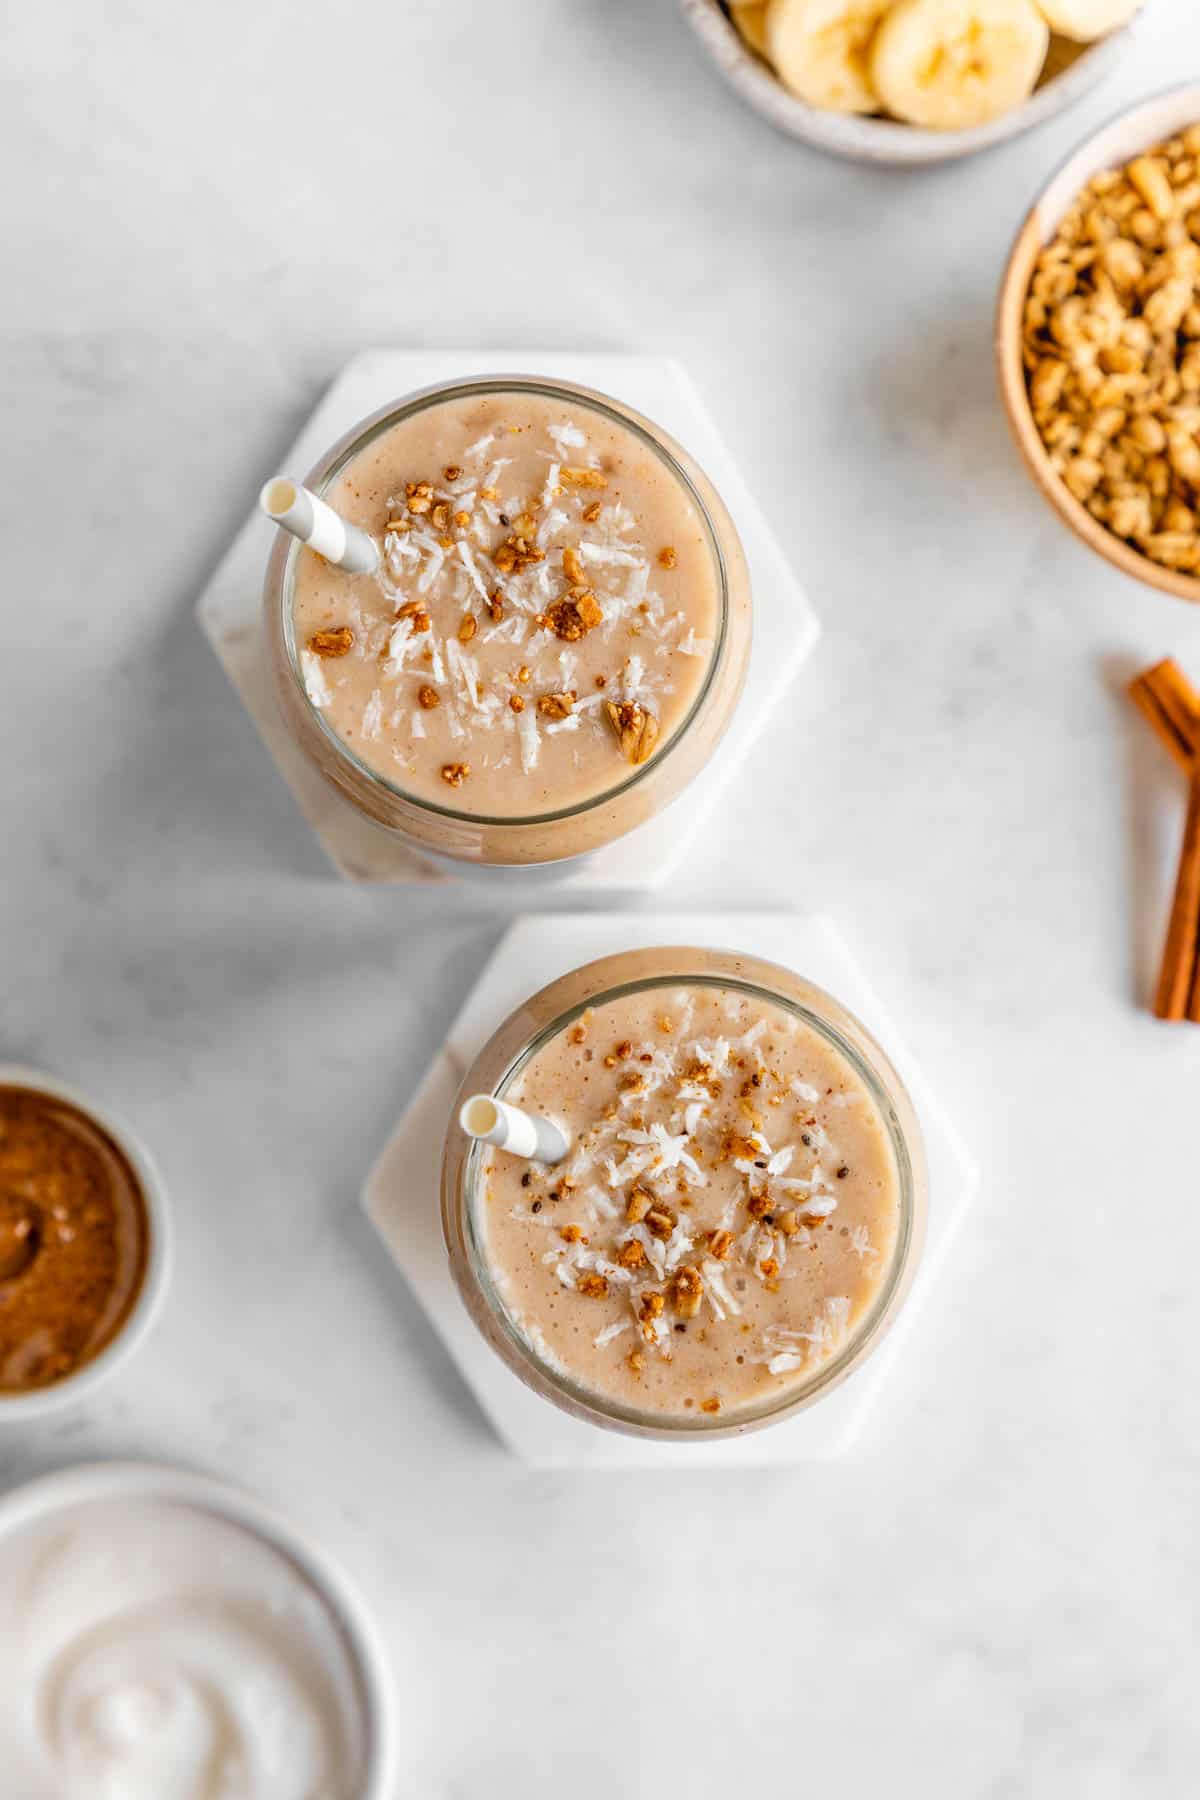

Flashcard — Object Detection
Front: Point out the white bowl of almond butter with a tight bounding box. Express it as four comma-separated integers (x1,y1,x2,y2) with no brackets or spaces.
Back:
998,84,1200,603
680,0,1140,165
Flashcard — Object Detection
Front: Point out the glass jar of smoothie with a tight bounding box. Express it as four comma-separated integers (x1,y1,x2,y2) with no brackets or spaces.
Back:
442,949,928,1439
263,377,751,867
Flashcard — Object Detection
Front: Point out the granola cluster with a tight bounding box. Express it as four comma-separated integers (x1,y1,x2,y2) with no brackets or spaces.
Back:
604,700,659,766
1022,126,1200,578
307,626,354,659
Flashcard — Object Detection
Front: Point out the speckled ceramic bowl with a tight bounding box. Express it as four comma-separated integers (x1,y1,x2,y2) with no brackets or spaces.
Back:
680,0,1140,166
998,81,1200,603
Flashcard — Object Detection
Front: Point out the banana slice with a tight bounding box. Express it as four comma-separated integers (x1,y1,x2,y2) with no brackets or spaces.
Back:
870,0,1049,131
1033,0,1139,40
730,3,770,55
765,0,892,114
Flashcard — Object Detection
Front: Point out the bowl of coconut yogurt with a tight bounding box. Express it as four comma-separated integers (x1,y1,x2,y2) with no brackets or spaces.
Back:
0,1462,396,1800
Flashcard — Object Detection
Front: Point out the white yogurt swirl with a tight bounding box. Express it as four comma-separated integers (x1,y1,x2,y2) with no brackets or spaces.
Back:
0,1499,367,1799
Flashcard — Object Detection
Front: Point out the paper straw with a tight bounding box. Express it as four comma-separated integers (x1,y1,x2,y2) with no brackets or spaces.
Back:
259,478,380,575
459,1095,570,1164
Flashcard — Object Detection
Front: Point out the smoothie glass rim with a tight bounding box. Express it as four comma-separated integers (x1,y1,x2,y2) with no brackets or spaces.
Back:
444,955,925,1440
272,374,733,829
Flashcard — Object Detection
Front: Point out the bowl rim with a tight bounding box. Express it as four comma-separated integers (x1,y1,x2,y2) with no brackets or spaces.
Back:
996,79,1200,605
0,1064,173,1420
680,0,1138,166
0,1459,398,1798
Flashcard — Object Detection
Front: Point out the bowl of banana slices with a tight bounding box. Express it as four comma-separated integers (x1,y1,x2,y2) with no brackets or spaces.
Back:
680,0,1142,164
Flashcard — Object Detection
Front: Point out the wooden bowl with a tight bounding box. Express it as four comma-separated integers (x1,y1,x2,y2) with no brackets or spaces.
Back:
997,81,1200,605
679,0,1139,167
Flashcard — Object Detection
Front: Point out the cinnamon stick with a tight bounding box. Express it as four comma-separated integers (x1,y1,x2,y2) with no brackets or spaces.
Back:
1129,659,1200,1021
1128,657,1200,771
1156,766,1200,1021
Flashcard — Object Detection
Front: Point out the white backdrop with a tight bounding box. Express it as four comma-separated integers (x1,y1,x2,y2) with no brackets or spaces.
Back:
2,3,1197,1794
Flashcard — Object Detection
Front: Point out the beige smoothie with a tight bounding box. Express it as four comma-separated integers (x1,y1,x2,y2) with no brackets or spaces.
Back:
469,977,907,1425
291,388,724,820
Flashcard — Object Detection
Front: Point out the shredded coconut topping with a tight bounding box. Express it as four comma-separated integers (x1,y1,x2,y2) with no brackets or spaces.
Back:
481,983,895,1426
292,402,725,810
301,652,331,708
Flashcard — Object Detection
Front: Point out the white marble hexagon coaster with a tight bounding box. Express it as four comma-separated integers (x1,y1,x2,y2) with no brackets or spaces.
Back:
364,913,978,1468
197,350,818,888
